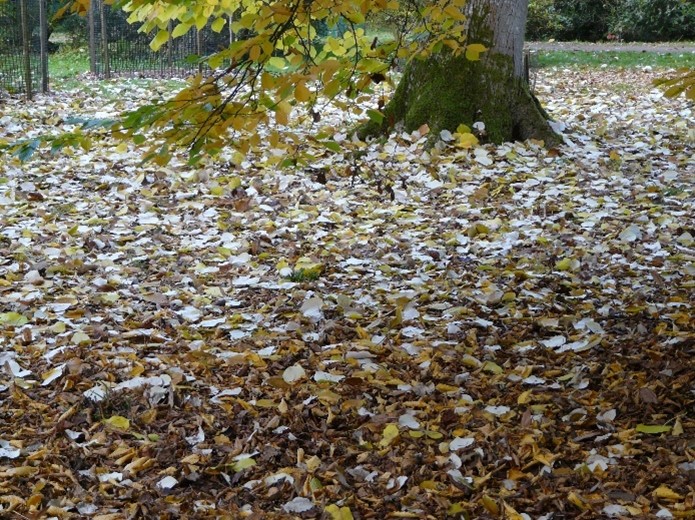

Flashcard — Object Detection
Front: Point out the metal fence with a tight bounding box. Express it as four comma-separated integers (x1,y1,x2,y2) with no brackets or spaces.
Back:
89,0,232,79
0,0,232,96
0,0,48,98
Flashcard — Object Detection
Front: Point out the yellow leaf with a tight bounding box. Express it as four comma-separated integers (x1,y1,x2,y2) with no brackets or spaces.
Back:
325,504,354,520
71,331,91,345
653,485,683,501
171,22,192,38
211,17,226,33
503,503,525,520
4,466,39,477
465,43,487,61
672,419,683,436
517,389,533,405
295,82,311,102
275,101,292,125
379,423,400,447
567,491,588,510
481,495,499,516
261,72,275,90
150,29,170,52
482,361,503,374
232,456,256,471
554,257,576,271
636,423,671,434
103,415,130,431
457,132,478,148
0,311,28,326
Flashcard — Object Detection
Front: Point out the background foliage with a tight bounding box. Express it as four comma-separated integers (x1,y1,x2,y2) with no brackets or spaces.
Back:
526,0,695,41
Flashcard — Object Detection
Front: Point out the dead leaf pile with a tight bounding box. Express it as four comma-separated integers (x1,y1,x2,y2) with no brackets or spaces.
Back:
0,67,693,519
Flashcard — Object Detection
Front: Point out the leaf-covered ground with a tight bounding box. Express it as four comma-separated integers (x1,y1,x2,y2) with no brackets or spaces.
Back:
0,67,693,519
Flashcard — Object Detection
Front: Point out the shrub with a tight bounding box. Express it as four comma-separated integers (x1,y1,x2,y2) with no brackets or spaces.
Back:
611,0,695,42
553,0,619,42
527,0,564,40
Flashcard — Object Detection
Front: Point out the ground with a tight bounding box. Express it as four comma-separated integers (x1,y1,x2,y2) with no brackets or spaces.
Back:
526,41,695,53
0,65,693,519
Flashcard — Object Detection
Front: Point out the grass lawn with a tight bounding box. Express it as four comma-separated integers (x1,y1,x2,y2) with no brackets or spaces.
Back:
45,42,694,90
532,49,695,69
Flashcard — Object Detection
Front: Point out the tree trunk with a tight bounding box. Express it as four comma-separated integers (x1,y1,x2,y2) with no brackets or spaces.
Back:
359,0,560,146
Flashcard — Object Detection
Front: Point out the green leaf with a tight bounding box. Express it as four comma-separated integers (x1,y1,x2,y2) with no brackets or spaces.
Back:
15,140,40,162
322,140,342,153
636,424,671,434
367,109,384,124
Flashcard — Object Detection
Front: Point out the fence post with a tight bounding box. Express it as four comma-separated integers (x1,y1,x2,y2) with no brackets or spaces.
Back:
196,27,203,73
167,20,173,73
19,0,32,100
89,0,97,74
99,0,111,79
39,0,48,93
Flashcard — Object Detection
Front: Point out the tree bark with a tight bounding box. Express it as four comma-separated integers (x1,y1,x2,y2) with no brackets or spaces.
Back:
359,0,560,146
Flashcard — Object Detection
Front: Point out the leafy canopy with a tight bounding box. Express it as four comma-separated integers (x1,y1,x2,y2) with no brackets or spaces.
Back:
47,0,485,165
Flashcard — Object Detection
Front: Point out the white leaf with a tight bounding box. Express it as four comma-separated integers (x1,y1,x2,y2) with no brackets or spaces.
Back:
313,371,344,383
619,224,642,242
84,384,108,402
157,476,178,489
4,358,32,377
41,364,65,386
398,413,420,430
177,305,202,322
265,472,295,486
473,147,493,166
522,375,545,385
283,364,306,383
447,469,473,485
449,437,475,451
440,129,454,142
484,405,511,416
185,426,205,445
233,276,260,287
540,336,566,349
300,297,324,320
596,409,616,423
0,440,21,459
98,472,123,482
199,317,226,328
282,497,314,513
603,505,628,517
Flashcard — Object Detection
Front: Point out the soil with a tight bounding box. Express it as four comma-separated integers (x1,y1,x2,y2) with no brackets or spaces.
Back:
526,41,695,54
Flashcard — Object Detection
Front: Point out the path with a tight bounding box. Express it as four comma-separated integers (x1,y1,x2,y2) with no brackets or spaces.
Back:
526,41,695,53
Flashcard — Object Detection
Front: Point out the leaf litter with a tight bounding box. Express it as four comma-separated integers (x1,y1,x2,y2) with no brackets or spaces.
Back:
0,67,693,518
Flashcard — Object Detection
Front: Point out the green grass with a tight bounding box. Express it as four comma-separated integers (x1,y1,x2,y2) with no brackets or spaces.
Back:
532,50,695,69
49,47,90,80
43,44,694,92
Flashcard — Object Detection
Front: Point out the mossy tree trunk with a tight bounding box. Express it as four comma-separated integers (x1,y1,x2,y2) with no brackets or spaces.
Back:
360,0,560,146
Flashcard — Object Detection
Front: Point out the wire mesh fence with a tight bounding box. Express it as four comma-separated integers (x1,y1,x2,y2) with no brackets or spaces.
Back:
0,0,48,96
0,0,232,96
89,0,232,79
